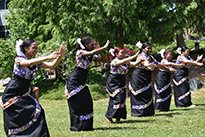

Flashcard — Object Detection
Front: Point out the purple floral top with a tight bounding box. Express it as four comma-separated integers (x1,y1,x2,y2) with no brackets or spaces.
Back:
176,54,192,68
75,50,99,70
110,58,130,75
13,56,41,80
136,52,158,71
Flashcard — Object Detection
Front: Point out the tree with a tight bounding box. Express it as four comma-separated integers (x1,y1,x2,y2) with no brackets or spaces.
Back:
0,39,16,78
1,0,205,79
184,0,205,38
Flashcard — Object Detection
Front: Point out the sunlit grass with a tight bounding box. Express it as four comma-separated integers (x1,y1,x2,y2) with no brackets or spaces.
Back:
0,90,205,137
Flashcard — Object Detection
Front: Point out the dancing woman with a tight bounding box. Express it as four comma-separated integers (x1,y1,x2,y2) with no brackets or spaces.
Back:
129,42,175,117
155,49,184,111
173,46,203,107
65,36,109,131
1,39,66,136
105,47,143,123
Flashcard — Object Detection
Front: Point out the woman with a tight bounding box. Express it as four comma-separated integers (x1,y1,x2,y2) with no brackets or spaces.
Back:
0,39,66,136
129,42,175,117
173,46,203,107
155,49,184,111
65,36,109,131
105,47,143,123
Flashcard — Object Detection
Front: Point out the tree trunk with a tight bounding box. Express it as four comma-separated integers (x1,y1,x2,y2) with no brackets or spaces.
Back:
176,31,186,47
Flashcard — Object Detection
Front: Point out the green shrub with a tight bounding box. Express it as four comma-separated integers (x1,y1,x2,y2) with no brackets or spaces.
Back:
39,66,109,100
88,83,108,101
39,81,66,100
0,39,16,79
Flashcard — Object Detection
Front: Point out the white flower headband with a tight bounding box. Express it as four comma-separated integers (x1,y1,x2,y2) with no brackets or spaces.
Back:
77,38,85,49
159,49,166,59
109,48,115,57
15,39,27,58
176,47,182,54
136,41,143,49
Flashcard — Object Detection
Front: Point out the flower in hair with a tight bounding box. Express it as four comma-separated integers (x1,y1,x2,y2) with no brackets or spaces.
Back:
77,38,85,49
109,48,115,57
159,49,166,59
136,41,142,49
15,39,27,58
177,47,182,54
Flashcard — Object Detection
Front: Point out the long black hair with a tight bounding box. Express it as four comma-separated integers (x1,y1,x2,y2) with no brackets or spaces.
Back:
140,42,151,52
21,39,35,53
75,36,94,51
181,46,189,53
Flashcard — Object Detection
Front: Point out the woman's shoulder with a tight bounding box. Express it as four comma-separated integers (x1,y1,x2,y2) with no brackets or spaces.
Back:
137,52,146,59
15,56,27,62
110,58,118,66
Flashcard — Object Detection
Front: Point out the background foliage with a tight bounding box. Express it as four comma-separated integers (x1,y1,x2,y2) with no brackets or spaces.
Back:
0,0,205,99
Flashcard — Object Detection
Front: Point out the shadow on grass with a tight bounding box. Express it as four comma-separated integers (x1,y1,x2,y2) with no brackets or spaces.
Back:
94,126,140,131
169,105,205,111
121,119,155,124
93,120,155,131
155,112,181,117
194,103,205,106
169,107,196,112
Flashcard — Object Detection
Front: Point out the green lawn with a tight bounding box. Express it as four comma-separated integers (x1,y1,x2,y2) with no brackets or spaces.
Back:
0,90,205,137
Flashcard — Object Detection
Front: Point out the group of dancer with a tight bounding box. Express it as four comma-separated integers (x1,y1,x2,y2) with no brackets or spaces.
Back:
0,36,204,136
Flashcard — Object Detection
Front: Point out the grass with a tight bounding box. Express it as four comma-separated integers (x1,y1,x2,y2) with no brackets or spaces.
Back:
0,89,205,137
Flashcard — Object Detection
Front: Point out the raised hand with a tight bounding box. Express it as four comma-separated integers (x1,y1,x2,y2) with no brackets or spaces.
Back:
197,62,204,67
48,51,61,60
59,46,67,56
133,50,140,58
197,55,203,61
103,40,110,48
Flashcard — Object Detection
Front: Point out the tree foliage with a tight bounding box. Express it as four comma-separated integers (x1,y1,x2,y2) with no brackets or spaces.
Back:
6,0,205,46
0,0,204,79
0,39,16,78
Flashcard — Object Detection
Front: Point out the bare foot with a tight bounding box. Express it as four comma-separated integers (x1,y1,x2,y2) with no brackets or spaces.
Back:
115,118,120,123
106,117,113,123
187,104,196,108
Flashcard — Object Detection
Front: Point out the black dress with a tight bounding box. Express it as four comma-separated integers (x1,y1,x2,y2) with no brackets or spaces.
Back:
154,59,172,111
105,58,128,120
173,55,192,107
129,52,158,117
65,50,97,131
0,56,50,137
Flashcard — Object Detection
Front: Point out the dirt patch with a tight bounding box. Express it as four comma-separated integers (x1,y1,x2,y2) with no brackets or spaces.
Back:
192,85,205,99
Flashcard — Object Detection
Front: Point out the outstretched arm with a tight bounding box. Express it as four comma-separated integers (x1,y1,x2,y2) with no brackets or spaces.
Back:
183,60,203,67
129,59,144,67
94,41,110,62
181,54,203,67
40,46,67,68
19,46,66,67
95,51,108,62
164,62,184,68
115,51,140,66
196,55,203,62
157,63,176,73
19,52,61,67
80,40,110,57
